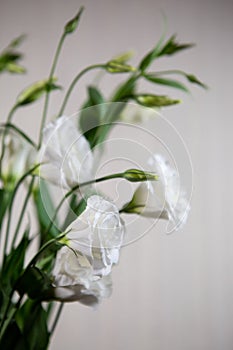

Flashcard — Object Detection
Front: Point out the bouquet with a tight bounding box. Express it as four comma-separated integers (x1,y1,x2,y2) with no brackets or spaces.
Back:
0,7,206,349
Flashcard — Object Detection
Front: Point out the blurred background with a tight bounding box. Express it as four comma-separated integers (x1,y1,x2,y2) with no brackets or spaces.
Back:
1,0,233,349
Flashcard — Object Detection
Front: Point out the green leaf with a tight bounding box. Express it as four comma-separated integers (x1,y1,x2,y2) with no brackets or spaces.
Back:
16,299,50,350
64,6,84,34
88,85,105,106
112,75,137,101
144,74,189,92
7,34,26,50
0,35,26,75
79,86,106,148
0,189,12,231
185,73,208,89
139,34,165,71
15,77,61,106
157,34,194,57
33,179,59,246
0,319,26,350
16,266,52,300
1,234,30,292
134,94,181,107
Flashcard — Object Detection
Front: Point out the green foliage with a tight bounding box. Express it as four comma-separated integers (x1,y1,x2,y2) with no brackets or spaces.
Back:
0,35,26,75
1,234,30,293
16,300,50,350
33,179,60,246
143,73,189,92
0,9,207,348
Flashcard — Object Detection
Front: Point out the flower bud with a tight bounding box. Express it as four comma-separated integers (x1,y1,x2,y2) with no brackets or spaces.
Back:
106,61,136,73
16,77,60,106
64,7,84,34
123,169,158,182
135,94,180,107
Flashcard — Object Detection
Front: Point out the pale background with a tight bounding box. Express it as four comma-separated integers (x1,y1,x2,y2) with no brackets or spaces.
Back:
1,0,233,349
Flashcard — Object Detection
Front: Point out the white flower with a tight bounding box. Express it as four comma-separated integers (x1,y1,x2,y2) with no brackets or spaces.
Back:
52,195,124,305
0,129,35,188
40,116,93,189
124,154,190,231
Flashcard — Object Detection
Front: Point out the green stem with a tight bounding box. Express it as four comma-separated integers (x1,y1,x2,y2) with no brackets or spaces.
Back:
0,105,18,177
3,164,40,258
38,32,67,148
0,123,37,148
11,177,35,250
45,172,123,234
50,303,64,335
58,64,106,116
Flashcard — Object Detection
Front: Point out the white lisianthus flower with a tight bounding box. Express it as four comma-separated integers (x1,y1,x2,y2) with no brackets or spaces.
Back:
40,116,93,189
123,154,190,231
0,129,35,188
52,195,124,305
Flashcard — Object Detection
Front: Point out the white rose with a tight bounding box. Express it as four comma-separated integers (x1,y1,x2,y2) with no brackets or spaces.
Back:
124,154,190,231
40,115,93,189
52,195,124,305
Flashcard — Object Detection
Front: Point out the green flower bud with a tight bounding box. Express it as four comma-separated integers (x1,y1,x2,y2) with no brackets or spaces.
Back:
123,169,158,182
106,60,136,73
135,94,180,107
16,77,60,106
64,7,84,34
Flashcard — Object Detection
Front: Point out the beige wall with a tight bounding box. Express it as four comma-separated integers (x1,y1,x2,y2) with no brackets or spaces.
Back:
1,0,233,349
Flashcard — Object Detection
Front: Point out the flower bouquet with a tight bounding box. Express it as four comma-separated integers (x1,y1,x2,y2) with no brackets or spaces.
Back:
0,7,206,349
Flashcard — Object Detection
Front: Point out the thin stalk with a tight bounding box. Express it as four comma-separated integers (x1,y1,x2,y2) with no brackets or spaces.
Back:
50,303,64,335
58,64,106,116
38,32,67,148
11,176,35,249
3,164,40,258
0,105,18,177
45,172,123,235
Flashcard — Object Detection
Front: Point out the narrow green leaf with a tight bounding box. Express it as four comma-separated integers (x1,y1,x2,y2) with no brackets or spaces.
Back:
7,34,26,49
185,73,208,89
64,6,84,34
33,179,59,246
112,75,137,101
157,34,194,57
144,74,189,92
0,320,26,350
16,266,52,300
134,94,181,107
1,234,30,292
139,24,167,72
88,86,105,106
16,299,50,350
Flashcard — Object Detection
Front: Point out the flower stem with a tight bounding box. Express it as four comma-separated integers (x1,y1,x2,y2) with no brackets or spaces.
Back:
11,176,35,250
3,164,40,259
38,32,67,148
45,172,123,235
58,64,106,116
0,105,18,178
50,303,64,335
